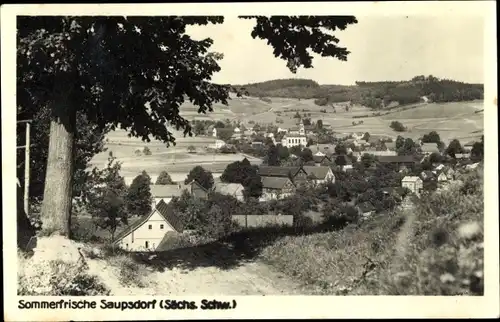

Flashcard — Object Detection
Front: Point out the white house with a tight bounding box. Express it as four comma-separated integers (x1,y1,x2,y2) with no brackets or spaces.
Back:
277,127,288,134
401,176,423,196
281,134,307,148
113,200,183,252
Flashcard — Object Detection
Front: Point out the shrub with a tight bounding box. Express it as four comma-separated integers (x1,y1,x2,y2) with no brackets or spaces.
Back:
143,147,152,155
390,121,406,132
18,252,110,296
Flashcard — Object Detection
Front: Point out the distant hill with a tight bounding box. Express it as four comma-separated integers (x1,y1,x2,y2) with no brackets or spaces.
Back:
231,76,484,109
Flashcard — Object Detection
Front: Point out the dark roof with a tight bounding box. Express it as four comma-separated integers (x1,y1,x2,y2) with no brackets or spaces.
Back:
377,155,417,163
358,201,375,213
261,176,294,190
302,166,333,180
258,166,300,177
113,200,183,243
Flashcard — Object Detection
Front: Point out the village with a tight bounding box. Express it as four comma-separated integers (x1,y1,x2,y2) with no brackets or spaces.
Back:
113,116,483,252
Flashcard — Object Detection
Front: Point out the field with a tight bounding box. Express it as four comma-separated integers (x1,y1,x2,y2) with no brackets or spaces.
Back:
89,95,483,183
90,128,263,184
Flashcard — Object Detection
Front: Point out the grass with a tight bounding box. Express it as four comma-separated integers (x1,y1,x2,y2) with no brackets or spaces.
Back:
258,167,484,295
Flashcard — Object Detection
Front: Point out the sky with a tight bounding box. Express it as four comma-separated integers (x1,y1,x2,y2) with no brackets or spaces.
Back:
186,16,485,85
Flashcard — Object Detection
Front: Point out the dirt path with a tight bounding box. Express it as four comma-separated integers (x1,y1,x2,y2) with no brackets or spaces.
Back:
145,261,303,295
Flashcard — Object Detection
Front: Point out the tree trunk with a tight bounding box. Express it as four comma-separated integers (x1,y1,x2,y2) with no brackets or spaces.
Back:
40,100,76,238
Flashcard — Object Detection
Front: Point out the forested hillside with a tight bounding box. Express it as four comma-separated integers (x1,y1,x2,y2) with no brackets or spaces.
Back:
232,76,484,108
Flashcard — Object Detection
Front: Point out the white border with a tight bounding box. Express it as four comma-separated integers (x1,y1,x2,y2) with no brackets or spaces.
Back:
2,2,498,320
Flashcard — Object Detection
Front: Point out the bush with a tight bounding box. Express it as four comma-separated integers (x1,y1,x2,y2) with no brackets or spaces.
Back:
18,252,110,296
143,147,152,155
390,121,406,132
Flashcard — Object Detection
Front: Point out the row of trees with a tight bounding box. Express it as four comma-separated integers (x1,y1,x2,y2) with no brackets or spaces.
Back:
233,76,483,108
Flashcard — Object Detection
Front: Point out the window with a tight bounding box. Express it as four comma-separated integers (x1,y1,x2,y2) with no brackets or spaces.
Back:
160,224,164,229
145,241,149,248
148,224,152,229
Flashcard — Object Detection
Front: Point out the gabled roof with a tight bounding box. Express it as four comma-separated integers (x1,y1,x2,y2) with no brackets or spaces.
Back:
261,176,294,190
150,184,183,198
214,182,244,197
258,166,301,178
313,155,331,164
302,166,333,180
363,150,398,157
402,176,421,182
421,143,439,153
113,200,183,243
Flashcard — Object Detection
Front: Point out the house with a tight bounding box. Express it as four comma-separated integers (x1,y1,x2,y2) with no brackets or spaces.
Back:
362,149,398,158
357,202,376,218
377,155,418,171
302,166,335,184
281,134,307,148
277,127,288,134
113,200,183,252
401,176,423,196
150,184,184,208
437,172,448,183
455,153,471,160
180,180,210,200
259,177,296,201
315,143,336,155
213,182,245,201
258,165,308,182
313,154,333,165
420,143,440,155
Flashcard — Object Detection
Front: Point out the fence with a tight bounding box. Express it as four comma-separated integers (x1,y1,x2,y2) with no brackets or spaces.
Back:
232,214,294,229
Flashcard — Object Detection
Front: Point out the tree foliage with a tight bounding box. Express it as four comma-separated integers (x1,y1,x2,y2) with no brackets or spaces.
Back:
18,15,358,237
155,170,175,185
83,154,128,240
126,172,152,217
185,165,214,190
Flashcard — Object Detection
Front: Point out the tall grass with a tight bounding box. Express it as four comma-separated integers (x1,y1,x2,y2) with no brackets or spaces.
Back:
260,168,484,295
